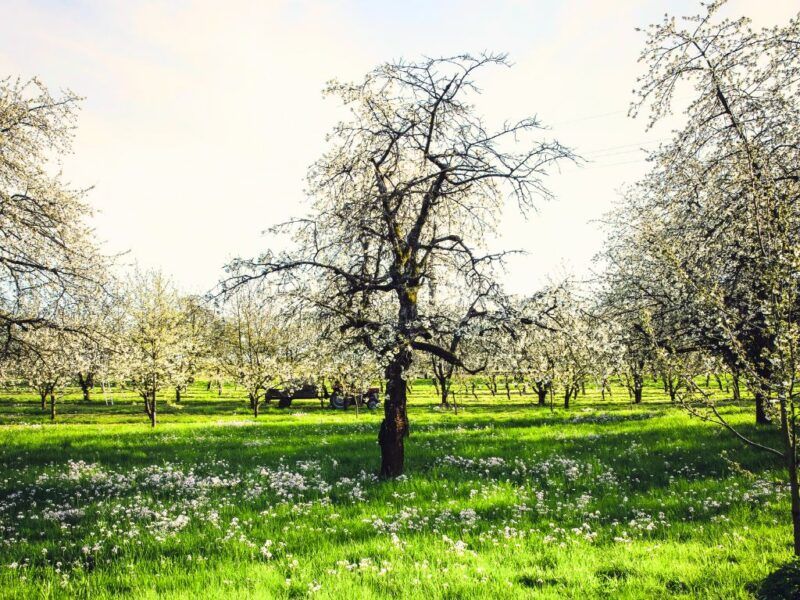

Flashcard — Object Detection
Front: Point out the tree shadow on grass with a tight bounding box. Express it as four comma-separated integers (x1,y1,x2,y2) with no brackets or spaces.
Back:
752,559,800,599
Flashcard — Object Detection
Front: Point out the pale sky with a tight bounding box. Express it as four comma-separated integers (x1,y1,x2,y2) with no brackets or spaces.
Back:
1,0,796,295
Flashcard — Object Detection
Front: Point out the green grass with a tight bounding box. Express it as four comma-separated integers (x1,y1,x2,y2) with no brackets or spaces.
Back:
0,378,792,598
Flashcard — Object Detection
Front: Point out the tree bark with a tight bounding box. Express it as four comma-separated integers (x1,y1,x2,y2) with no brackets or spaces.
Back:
755,391,770,424
789,448,800,556
145,390,157,428
632,367,644,404
778,391,800,555
439,378,449,407
537,385,547,406
40,391,47,411
379,349,411,478
78,372,93,402
731,372,741,401
666,377,677,403
175,387,181,403
49,393,56,420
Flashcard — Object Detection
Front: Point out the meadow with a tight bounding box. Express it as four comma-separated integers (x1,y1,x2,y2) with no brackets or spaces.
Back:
0,380,792,599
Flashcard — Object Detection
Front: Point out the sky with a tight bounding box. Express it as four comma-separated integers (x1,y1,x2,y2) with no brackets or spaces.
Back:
1,0,797,296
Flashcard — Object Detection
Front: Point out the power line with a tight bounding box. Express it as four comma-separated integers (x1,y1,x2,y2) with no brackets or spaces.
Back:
581,157,650,170
549,109,628,127
582,138,669,156
586,146,652,160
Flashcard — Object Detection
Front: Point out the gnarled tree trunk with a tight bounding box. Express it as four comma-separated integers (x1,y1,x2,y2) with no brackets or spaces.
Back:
379,349,411,478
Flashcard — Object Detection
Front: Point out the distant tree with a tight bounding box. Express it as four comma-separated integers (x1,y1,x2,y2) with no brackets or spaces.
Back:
512,289,568,407
425,280,509,408
172,295,216,403
17,329,75,419
228,54,574,477
122,271,185,427
219,284,292,417
71,293,120,402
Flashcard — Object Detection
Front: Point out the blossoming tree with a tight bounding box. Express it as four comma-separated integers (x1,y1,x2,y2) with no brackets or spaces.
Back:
228,53,574,477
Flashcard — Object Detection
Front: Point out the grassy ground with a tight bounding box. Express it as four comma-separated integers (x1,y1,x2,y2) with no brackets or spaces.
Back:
0,378,792,598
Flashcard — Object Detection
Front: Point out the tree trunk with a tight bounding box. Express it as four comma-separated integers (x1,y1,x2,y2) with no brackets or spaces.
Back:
778,391,800,556
755,391,770,424
175,387,181,403
49,393,56,420
633,386,643,404
78,372,92,402
253,396,260,418
564,388,571,410
788,448,800,556
40,391,47,411
667,378,677,403
379,349,411,479
440,381,449,407
537,385,547,406
632,368,644,404
146,390,157,427
504,376,511,400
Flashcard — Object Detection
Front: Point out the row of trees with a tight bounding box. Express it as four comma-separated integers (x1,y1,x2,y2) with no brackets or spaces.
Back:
597,1,800,554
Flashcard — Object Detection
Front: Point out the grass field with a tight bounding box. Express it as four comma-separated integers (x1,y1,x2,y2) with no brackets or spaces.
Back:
0,379,792,598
